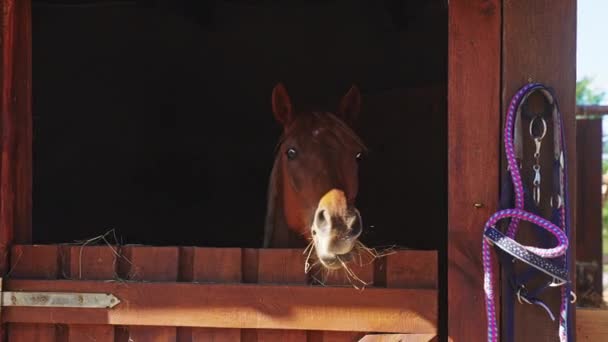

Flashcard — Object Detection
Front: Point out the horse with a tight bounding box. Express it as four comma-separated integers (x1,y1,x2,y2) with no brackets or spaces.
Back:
263,83,368,271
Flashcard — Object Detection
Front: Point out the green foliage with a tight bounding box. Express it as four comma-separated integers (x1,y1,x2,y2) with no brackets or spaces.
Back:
577,76,606,105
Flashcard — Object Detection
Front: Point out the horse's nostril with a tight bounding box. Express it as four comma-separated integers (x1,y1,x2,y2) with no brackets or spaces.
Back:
316,209,327,225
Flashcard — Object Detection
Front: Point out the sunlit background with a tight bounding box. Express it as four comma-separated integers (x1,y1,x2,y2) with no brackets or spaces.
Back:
577,0,608,304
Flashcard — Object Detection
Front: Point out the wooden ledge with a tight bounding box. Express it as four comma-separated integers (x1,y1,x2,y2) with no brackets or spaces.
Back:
2,279,437,334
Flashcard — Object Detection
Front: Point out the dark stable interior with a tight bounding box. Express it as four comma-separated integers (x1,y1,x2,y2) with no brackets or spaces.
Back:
31,0,447,251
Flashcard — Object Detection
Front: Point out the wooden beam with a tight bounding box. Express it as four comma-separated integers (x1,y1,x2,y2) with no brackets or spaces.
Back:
448,1,501,341
2,279,437,334
502,1,577,341
575,119,603,297
0,0,33,274
576,105,608,116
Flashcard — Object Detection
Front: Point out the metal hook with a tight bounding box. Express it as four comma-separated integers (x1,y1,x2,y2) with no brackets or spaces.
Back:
550,194,563,208
570,291,577,304
548,277,567,287
517,286,532,305
529,115,547,140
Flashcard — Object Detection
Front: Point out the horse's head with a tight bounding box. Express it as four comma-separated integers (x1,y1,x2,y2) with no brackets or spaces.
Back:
268,82,367,270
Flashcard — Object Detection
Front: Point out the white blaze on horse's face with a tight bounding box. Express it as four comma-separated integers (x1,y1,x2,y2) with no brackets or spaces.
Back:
311,189,363,269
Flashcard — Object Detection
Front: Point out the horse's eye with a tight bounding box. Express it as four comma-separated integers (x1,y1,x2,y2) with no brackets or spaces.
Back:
286,148,298,160
356,152,363,161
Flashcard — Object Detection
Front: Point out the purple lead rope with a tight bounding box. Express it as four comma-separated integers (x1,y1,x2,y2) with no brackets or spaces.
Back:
482,83,571,342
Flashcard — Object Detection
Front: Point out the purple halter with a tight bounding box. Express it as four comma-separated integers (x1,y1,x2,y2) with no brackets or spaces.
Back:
482,83,573,342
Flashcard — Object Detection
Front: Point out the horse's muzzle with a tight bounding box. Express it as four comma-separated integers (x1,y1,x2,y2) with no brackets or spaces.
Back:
311,189,363,269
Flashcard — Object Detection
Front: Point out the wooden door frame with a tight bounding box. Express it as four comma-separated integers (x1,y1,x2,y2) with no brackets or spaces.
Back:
448,1,578,341
1,0,584,341
0,0,33,274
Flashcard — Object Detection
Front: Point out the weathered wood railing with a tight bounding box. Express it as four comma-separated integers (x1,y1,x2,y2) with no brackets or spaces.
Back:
1,244,438,341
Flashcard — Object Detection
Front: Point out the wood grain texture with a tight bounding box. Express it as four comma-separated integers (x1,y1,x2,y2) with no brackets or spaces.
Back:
61,246,117,341
60,245,118,280
358,334,437,342
576,308,608,341
2,279,437,334
180,247,242,340
308,330,364,342
575,119,603,295
118,247,179,341
0,0,33,274
385,251,437,289
65,325,114,342
118,246,179,281
256,249,308,284
7,323,55,342
448,1,501,341
9,244,59,279
502,1,577,341
125,326,176,342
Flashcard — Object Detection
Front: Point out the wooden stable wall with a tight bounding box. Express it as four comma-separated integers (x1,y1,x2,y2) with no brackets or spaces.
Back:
448,0,579,341
2,245,438,341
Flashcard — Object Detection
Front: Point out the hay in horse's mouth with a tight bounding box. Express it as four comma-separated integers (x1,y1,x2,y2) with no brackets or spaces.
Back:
303,240,397,289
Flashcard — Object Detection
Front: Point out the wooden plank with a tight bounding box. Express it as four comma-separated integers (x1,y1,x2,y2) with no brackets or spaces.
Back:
180,247,242,340
308,330,364,342
118,246,179,281
257,248,308,284
576,308,608,341
61,246,117,341
256,249,311,339
2,279,437,334
126,326,176,342
576,105,608,116
7,323,56,342
502,1,577,341
447,1,501,341
255,329,307,341
118,247,179,341
65,325,114,342
9,245,59,279
178,328,241,342
358,334,437,342
575,119,603,297
188,247,242,283
60,245,117,280
385,250,437,289
0,0,34,274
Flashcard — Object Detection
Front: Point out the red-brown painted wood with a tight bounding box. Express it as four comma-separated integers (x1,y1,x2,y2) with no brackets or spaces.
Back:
179,247,243,340
575,119,603,297
7,323,55,342
118,247,179,341
502,1,577,340
256,248,308,284
60,245,117,341
448,1,501,341
0,0,33,274
60,245,118,280
9,245,59,279
386,251,437,289
65,325,114,342
2,279,437,333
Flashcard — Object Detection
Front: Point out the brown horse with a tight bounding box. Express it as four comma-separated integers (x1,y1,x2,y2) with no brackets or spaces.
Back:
264,83,367,270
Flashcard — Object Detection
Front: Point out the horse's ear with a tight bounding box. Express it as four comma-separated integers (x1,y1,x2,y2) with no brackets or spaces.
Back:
272,83,294,126
338,85,361,125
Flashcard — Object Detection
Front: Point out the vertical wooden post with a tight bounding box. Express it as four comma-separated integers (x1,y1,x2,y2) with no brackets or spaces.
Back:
0,0,33,275
448,1,501,341
576,118,603,299
501,1,577,341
